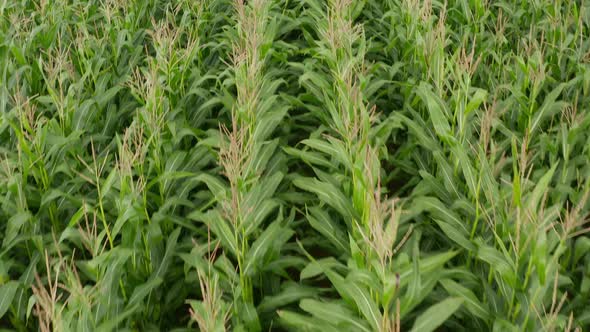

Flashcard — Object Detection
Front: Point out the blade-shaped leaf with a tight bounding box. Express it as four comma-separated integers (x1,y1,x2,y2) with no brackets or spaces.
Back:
0,281,19,319
410,297,463,332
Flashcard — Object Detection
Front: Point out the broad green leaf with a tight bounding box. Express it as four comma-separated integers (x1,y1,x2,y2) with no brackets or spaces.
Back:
300,258,344,280
526,164,557,213
278,310,331,331
196,174,228,202
440,279,489,320
244,222,292,276
100,168,118,199
450,144,478,199
162,151,188,190
127,277,163,308
530,79,578,135
412,196,470,234
476,242,515,285
95,85,123,108
307,206,348,253
300,299,371,332
112,203,140,239
345,282,382,331
410,297,463,332
96,303,140,332
398,251,459,287
574,237,590,265
533,229,548,285
465,88,488,115
154,227,181,279
257,282,318,313
434,218,475,251
432,151,460,198
189,210,238,257
3,212,31,247
245,139,279,177
293,176,355,222
417,170,451,202
0,281,19,319
283,146,333,168
244,199,279,236
302,138,350,170
67,203,91,227
416,82,451,138
236,300,261,332
243,172,284,213
396,113,440,151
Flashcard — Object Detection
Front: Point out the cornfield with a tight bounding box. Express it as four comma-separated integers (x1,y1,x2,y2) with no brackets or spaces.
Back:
1,0,590,331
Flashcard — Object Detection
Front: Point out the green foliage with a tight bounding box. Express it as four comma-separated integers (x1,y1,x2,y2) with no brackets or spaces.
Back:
1,0,589,331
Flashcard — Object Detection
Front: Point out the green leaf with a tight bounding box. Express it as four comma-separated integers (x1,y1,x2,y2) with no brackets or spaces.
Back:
196,174,228,202
112,202,140,239
293,176,355,222
154,227,181,279
416,82,451,139
410,297,463,332
0,281,19,319
189,210,238,257
300,299,371,332
96,303,140,332
245,139,279,177
243,172,284,214
244,222,292,276
450,144,478,199
476,242,515,285
257,282,318,313
307,207,348,253
302,138,350,170
526,164,557,213
411,197,474,250
398,251,458,287
3,212,31,247
397,112,440,152
465,89,488,115
278,310,331,331
533,229,548,285
300,257,344,280
253,106,288,142
127,277,163,308
530,79,577,135
67,203,90,227
432,151,460,197
95,85,123,108
412,197,470,234
440,279,489,320
574,237,590,265
345,282,382,331
244,199,279,236
236,300,261,332
283,147,333,168
100,168,118,199
433,218,475,251
406,235,421,310
492,318,520,332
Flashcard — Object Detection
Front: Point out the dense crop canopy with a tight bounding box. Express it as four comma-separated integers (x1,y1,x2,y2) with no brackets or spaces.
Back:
1,0,590,331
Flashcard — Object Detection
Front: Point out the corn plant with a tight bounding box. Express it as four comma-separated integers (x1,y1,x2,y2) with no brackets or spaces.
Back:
1,0,589,331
